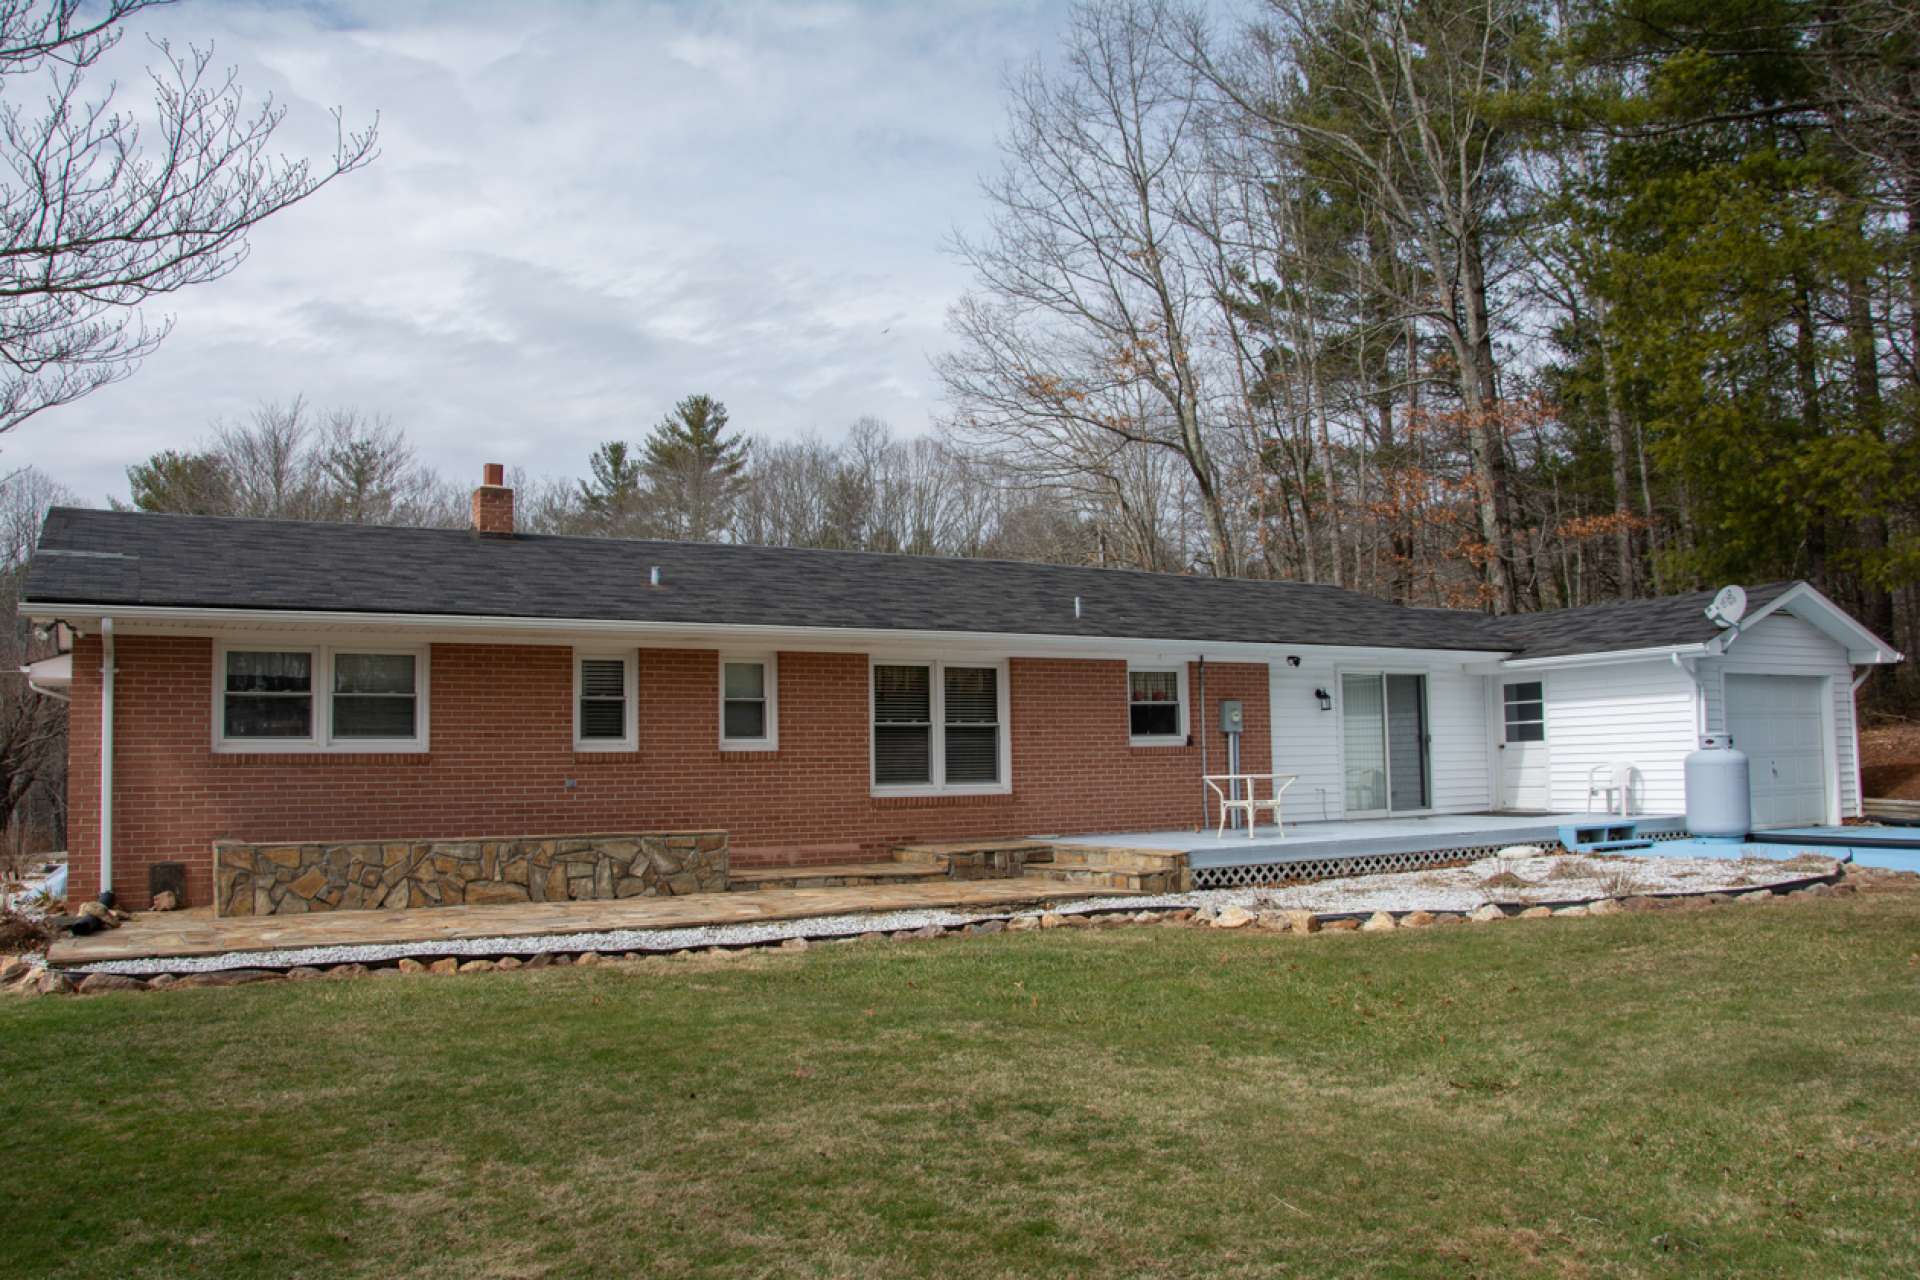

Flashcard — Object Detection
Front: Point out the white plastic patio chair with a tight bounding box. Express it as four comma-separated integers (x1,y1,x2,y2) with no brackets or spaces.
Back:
1586,762,1637,816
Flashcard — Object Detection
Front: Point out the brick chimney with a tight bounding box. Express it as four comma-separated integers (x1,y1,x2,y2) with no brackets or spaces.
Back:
471,462,514,536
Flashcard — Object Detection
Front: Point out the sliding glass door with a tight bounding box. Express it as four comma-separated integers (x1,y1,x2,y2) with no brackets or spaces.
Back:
1341,673,1431,815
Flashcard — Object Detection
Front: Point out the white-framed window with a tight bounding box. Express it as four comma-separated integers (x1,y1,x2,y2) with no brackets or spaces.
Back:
1502,680,1545,743
719,655,778,750
870,658,1010,795
1127,663,1188,745
574,652,637,751
214,643,428,753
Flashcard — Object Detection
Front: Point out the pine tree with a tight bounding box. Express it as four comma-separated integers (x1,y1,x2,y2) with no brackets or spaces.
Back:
643,394,748,542
578,440,650,537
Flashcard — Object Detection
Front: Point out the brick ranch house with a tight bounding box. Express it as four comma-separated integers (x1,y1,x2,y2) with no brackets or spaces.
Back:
21,465,1902,912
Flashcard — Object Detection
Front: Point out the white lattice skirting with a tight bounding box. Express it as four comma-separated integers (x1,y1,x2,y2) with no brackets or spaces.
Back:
1190,830,1689,890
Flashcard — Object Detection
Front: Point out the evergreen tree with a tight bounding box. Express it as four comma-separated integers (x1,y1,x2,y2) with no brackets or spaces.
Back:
125,450,234,515
643,394,748,542
578,440,650,537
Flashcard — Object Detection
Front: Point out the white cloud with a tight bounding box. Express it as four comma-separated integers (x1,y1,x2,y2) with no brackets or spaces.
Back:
3,0,1078,502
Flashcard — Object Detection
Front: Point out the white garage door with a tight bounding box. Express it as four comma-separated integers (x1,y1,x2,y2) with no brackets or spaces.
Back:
1724,675,1828,829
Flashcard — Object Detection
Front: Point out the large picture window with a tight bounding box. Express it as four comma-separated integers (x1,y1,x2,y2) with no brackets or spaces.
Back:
216,644,427,752
871,659,1009,793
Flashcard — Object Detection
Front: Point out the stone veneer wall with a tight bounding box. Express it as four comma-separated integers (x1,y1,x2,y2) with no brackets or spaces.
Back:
213,831,728,917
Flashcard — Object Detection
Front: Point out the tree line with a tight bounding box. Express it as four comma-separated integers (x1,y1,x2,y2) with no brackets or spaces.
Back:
937,0,1917,703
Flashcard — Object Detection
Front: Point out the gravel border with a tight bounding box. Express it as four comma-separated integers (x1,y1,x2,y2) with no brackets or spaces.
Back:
58,850,1841,977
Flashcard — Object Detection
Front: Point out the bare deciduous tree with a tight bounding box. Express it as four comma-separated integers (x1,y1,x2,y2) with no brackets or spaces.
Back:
0,0,377,432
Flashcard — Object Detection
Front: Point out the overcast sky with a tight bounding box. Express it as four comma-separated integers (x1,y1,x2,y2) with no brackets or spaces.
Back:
5,0,1100,505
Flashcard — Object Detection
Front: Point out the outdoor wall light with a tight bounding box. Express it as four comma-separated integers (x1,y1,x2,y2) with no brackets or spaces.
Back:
1286,654,1302,667
1313,687,1333,711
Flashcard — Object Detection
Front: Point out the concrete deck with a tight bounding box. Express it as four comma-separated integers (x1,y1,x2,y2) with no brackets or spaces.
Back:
47,878,1135,966
1044,811,1687,869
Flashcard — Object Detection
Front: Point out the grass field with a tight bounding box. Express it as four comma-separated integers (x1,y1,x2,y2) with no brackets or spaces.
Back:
3,890,1917,1279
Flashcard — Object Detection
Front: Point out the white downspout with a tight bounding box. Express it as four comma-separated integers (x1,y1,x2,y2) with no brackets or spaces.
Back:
1671,652,1706,742
99,618,114,900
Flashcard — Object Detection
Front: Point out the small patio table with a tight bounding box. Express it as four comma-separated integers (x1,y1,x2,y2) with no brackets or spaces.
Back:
1204,772,1298,839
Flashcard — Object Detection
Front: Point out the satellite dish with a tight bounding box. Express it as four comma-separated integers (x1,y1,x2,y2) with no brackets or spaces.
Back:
1705,584,1747,629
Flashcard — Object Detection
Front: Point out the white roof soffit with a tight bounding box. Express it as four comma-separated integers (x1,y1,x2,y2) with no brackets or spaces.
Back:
20,602,1514,666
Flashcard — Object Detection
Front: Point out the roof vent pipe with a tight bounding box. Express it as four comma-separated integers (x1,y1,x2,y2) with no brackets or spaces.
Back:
1073,595,1082,620
649,566,661,587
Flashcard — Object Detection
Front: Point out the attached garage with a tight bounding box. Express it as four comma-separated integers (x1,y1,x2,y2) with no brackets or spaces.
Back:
1724,674,1828,828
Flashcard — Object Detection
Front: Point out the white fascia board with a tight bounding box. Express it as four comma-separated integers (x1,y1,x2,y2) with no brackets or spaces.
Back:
1491,643,1710,672
1709,582,1903,664
20,601,1512,666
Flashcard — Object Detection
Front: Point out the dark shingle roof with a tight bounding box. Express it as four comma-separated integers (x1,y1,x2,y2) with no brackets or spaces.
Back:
1487,583,1798,658
24,508,1516,650
20,507,1796,658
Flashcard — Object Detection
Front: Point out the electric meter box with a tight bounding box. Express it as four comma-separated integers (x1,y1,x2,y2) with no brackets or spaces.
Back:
1219,699,1244,735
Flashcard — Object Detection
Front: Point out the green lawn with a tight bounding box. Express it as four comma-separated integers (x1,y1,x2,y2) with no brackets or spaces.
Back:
3,892,1917,1279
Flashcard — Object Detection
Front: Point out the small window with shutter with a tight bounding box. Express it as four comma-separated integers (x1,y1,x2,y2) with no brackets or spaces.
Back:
575,654,635,750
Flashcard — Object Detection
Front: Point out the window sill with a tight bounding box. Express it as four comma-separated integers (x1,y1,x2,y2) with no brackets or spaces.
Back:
572,749,637,765
1129,736,1190,749
210,751,432,767
719,740,778,753
869,790,1016,809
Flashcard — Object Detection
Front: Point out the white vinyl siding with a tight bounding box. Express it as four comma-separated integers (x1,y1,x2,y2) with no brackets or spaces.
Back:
1539,660,1698,815
1269,658,1488,822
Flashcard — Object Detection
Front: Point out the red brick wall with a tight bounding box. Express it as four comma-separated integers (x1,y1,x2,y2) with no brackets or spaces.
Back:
65,634,1269,909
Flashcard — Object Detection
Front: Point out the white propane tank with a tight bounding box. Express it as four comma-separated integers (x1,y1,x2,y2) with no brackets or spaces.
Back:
1684,735,1750,839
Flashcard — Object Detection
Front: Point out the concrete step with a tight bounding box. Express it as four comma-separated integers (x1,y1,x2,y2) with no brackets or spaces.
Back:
729,862,949,892
1021,865,1185,894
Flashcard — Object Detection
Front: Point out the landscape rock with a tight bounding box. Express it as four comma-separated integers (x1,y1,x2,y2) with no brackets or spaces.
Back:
1399,910,1437,929
148,973,177,988
1828,882,1856,897
1322,918,1361,932
1553,905,1589,917
525,954,552,969
974,919,1006,935
1211,905,1257,930
1517,906,1553,919
174,969,279,988
1280,909,1319,934
1431,913,1465,926
1797,882,1833,898
496,956,523,969
550,953,574,965
1007,915,1038,932
0,955,31,985
1360,911,1397,932
34,969,74,995
458,959,497,973
1732,890,1774,905
780,937,810,951
1586,898,1622,916
327,963,368,979
1469,904,1506,923
428,957,459,975
575,951,602,966
285,966,325,980
77,971,145,994
1619,896,1661,913
397,958,426,974
1039,913,1065,929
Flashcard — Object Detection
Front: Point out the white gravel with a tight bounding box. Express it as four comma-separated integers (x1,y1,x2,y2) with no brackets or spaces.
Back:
67,850,1836,977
